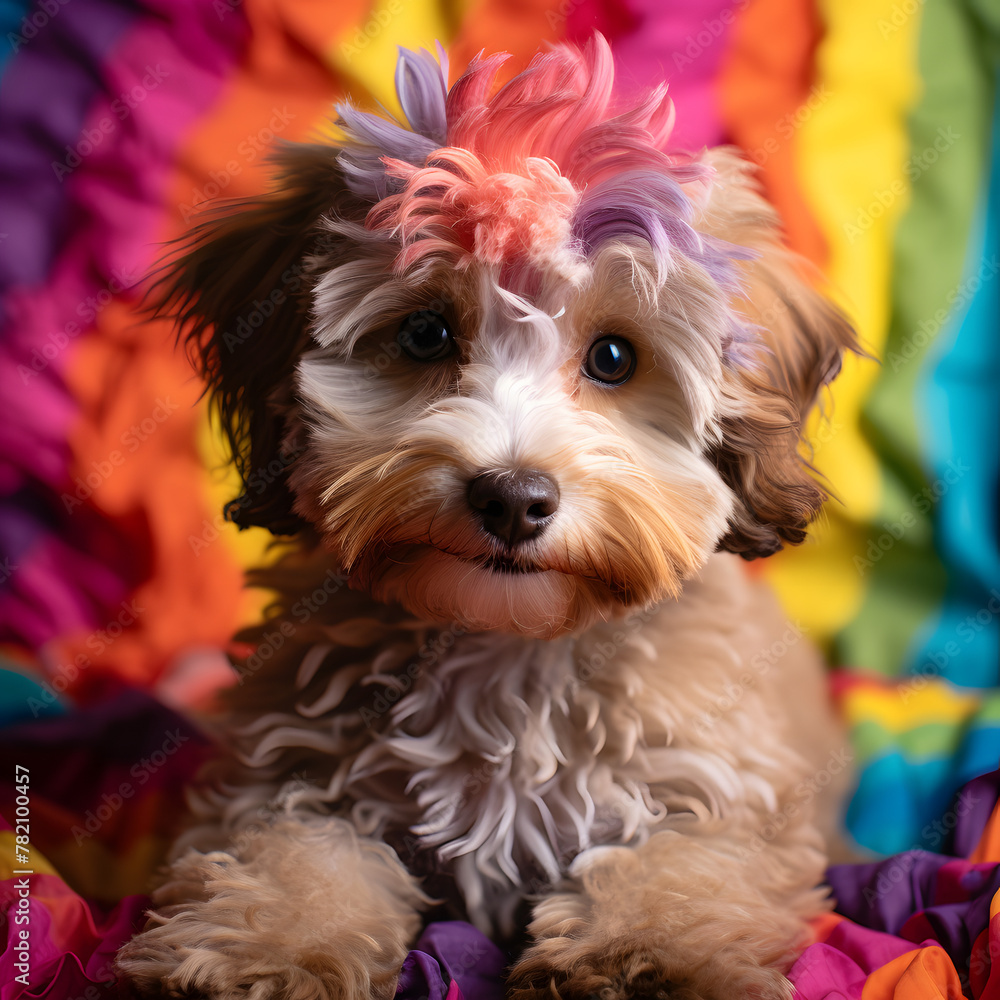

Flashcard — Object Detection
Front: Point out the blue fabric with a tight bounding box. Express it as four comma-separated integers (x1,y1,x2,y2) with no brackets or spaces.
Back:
912,83,1000,689
0,662,65,725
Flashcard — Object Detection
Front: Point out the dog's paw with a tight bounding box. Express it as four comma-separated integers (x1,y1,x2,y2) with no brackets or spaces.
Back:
116,894,409,1000
116,818,427,1000
117,919,373,1000
506,940,793,1000
508,835,815,1000
507,948,695,1000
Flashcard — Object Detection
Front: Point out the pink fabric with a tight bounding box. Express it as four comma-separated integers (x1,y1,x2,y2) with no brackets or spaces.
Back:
566,0,736,151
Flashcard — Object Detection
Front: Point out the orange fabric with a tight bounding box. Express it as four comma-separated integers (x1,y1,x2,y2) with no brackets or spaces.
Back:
861,945,969,1000
809,910,847,945
449,0,566,86
56,0,356,691
970,801,1000,864
716,0,827,266
57,306,225,688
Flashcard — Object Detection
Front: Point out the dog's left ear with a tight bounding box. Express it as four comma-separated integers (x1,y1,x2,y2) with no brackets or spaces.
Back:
151,144,358,535
697,149,860,559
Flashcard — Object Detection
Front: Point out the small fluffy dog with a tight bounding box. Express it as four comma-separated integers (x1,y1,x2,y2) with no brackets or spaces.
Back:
118,36,856,1000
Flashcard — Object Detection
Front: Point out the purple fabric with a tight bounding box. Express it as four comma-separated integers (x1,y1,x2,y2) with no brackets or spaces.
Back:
0,0,138,299
829,852,1000,926
896,861,1000,968
397,951,455,1000
946,769,1000,857
827,852,1000,974
395,922,506,1000
0,683,211,815
827,851,955,934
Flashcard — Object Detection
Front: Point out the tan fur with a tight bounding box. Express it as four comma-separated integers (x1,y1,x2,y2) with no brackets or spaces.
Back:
117,818,428,1000
510,829,818,1000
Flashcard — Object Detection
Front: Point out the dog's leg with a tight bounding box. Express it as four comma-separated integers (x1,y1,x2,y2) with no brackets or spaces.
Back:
507,818,827,1000
117,815,428,1000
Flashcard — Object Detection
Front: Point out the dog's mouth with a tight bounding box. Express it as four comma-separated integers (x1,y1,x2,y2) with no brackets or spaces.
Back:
441,546,635,602
472,553,542,575
425,543,548,576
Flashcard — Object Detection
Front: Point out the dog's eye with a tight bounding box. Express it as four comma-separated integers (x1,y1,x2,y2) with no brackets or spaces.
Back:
398,310,454,362
584,335,636,385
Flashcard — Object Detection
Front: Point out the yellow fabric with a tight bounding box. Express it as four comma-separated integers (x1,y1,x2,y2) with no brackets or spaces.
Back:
0,831,57,878
328,0,471,112
762,0,922,643
844,678,981,731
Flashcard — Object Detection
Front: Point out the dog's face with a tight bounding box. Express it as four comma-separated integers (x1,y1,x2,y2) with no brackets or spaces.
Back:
167,38,855,637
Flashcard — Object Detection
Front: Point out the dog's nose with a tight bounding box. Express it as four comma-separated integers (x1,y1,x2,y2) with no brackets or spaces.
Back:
467,470,560,546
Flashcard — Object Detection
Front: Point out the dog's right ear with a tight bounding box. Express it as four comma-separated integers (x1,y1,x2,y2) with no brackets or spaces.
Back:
153,144,356,535
694,148,860,559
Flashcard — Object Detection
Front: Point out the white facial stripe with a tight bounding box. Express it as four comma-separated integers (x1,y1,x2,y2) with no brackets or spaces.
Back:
469,275,571,374
311,258,391,350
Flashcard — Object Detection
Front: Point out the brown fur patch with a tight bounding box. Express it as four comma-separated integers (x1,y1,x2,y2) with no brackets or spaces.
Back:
150,145,360,533
696,149,860,559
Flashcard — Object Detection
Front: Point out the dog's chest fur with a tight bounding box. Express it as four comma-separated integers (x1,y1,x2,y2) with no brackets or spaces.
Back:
207,554,794,927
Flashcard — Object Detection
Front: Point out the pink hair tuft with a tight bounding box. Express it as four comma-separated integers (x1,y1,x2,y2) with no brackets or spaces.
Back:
340,34,743,286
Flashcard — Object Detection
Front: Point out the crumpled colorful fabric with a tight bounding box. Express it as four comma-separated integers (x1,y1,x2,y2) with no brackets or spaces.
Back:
1,0,998,860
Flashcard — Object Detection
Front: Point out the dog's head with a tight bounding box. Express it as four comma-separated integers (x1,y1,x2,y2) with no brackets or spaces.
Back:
164,37,855,638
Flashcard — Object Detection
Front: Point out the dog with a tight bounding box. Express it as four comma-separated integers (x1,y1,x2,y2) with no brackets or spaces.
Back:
116,35,857,1000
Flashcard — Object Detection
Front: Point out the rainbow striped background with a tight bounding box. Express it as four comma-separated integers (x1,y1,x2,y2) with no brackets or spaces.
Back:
0,0,998,936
